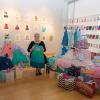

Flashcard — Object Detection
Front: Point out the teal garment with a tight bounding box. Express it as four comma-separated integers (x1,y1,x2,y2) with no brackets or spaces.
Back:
74,28,82,47
64,68,69,74
48,55,61,68
30,44,45,68
77,29,82,41
74,29,78,47
68,32,71,47
56,67,68,74
12,49,28,65
56,67,63,74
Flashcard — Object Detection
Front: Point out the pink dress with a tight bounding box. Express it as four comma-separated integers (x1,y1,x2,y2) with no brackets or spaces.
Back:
53,49,94,70
53,58,72,70
2,43,13,60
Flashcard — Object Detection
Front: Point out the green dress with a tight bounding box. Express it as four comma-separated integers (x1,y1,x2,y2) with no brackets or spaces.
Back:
30,44,45,68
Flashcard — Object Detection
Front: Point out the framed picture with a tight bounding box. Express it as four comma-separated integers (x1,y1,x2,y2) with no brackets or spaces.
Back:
42,26,46,32
15,34,20,41
25,35,30,40
49,35,53,41
43,36,45,40
4,34,9,39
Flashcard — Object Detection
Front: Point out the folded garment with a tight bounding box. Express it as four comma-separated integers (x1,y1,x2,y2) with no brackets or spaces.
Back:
81,69,95,75
54,59,94,71
62,73,70,79
0,56,14,70
92,56,100,67
89,67,100,79
82,74,92,82
67,65,81,77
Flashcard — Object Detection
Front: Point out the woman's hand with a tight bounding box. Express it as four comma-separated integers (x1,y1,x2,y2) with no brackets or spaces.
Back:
30,46,35,52
30,48,32,52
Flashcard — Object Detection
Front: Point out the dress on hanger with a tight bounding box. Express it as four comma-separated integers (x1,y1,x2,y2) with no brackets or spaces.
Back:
74,29,78,47
62,28,69,46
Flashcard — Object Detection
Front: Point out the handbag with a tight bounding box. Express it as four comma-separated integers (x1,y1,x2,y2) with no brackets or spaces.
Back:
76,81,96,98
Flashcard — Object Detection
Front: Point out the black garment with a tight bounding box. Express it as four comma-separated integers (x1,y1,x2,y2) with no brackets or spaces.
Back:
67,65,81,77
27,41,47,64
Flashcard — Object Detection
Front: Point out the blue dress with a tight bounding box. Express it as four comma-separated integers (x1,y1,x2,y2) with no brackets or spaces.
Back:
0,56,13,70
62,30,69,46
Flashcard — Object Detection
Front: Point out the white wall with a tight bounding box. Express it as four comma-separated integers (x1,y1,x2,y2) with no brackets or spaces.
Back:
0,0,66,53
75,0,100,17
68,0,100,18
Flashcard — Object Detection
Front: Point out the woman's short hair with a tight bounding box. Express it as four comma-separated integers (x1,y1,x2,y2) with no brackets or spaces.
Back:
34,33,40,37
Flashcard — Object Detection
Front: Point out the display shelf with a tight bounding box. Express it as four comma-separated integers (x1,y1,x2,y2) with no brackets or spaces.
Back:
68,14,100,54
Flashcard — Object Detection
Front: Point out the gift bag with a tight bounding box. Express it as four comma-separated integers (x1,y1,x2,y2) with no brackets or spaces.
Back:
6,69,14,82
15,67,23,79
0,70,6,82
76,81,96,98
